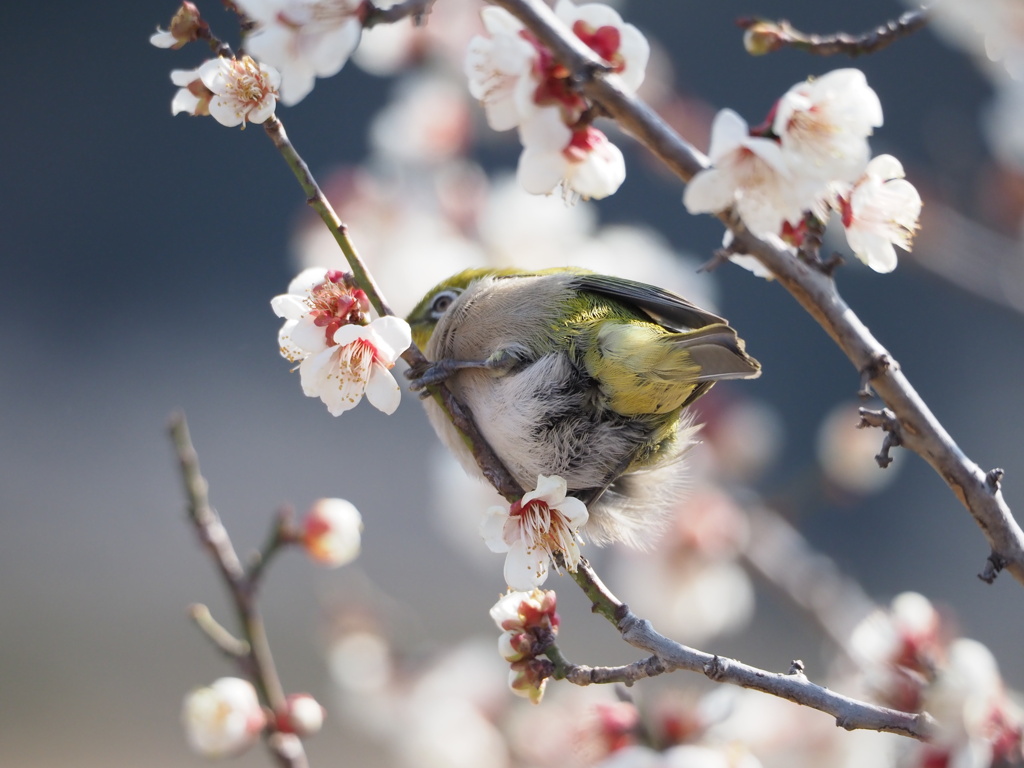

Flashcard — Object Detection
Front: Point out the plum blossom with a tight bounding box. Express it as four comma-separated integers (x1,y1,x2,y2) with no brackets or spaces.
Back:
489,589,559,703
465,1,646,199
836,154,922,273
271,268,411,415
182,677,266,757
684,109,807,238
554,0,649,93
171,56,280,127
465,7,539,131
235,0,363,106
465,2,648,132
302,498,363,567
773,68,883,187
517,110,626,200
481,474,588,590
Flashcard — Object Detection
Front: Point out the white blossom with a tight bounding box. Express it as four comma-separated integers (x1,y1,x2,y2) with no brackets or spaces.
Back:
480,475,588,590
684,109,807,238
553,0,649,93
774,68,883,187
171,56,280,127
271,269,411,415
236,0,362,105
182,677,266,758
465,7,539,131
838,154,921,273
517,110,626,200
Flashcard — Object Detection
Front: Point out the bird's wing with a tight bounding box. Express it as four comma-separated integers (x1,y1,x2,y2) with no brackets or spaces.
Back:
572,274,727,330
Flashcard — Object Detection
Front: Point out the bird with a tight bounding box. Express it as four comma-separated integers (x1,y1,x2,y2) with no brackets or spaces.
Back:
405,267,761,547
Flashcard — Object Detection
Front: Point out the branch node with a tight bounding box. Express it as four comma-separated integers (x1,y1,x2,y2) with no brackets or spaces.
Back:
986,468,1005,492
857,407,902,467
704,655,727,681
787,659,806,676
858,354,892,397
979,551,1008,584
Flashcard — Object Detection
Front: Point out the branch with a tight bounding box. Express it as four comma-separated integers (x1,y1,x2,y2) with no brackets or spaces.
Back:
169,412,309,768
737,9,929,58
262,116,523,501
566,562,935,739
490,0,1024,588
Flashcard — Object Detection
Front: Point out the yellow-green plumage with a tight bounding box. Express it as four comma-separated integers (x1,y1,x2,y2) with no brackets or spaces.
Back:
407,267,760,547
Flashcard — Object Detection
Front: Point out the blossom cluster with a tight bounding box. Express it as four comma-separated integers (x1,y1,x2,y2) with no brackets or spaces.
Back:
271,268,411,416
490,589,560,704
684,68,922,274
850,592,1023,767
466,1,649,201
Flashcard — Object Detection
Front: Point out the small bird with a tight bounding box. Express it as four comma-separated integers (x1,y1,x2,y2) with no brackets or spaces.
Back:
406,268,761,547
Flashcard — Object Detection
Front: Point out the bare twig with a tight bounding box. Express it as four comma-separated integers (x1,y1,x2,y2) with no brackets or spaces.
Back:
490,0,1024,588
738,9,929,58
858,407,903,468
567,562,936,739
170,412,309,768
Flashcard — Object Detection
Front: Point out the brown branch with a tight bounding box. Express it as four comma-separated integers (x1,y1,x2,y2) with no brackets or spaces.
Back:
490,0,1024,588
567,562,935,739
169,412,309,768
738,9,929,58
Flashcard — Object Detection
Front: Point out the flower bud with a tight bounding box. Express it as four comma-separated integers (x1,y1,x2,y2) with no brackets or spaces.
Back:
743,22,785,56
279,693,326,737
303,498,363,568
182,677,266,757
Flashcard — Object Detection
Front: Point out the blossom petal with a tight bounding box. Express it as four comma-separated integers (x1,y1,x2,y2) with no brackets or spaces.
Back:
523,474,567,506
481,506,512,553
363,363,401,414
504,540,549,590
365,316,413,364
683,169,736,216
517,146,566,195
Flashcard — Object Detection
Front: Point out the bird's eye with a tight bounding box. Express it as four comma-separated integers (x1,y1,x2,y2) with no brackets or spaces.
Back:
429,289,460,319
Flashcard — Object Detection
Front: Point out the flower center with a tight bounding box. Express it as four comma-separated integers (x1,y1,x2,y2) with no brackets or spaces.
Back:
226,57,271,105
307,272,370,346
509,499,577,560
572,21,624,72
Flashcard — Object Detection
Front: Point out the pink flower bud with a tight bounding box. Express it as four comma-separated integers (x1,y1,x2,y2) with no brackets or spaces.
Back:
279,694,326,738
302,498,363,568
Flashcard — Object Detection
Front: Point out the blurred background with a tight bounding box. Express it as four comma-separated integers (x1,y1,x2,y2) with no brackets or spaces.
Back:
5,1,1024,766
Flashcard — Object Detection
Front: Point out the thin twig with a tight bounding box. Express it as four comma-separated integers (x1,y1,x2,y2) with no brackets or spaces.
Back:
169,412,309,768
491,0,1024,588
737,9,929,58
567,562,935,739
